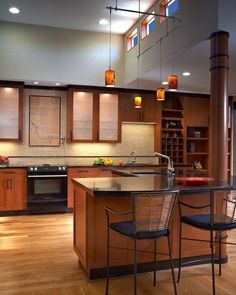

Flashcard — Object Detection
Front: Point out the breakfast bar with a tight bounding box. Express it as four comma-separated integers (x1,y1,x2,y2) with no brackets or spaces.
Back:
72,174,233,279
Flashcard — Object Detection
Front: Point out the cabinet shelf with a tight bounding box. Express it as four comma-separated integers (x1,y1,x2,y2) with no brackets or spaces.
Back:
187,137,208,140
187,152,208,155
162,108,183,112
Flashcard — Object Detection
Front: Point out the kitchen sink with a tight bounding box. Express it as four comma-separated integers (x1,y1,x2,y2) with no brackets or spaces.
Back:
124,163,150,167
131,170,167,176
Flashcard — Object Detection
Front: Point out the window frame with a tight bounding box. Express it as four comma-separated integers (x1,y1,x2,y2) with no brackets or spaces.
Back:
159,0,178,23
141,11,155,39
127,28,138,52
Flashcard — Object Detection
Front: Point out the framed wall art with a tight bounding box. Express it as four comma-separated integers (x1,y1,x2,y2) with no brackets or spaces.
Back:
29,95,61,147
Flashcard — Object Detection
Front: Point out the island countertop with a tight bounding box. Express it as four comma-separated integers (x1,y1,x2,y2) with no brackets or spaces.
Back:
72,174,233,196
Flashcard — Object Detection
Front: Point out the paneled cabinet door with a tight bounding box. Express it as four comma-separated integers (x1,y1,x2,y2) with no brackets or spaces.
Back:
185,96,210,126
67,168,99,208
0,169,26,211
0,173,7,210
0,84,23,141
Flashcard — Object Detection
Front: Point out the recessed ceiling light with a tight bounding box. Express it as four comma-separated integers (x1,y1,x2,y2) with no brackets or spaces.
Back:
9,7,20,14
55,82,61,86
99,19,109,25
33,81,39,85
161,81,168,85
182,72,191,76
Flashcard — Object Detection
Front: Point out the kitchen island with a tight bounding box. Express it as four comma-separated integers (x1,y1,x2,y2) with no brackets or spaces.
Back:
72,173,233,279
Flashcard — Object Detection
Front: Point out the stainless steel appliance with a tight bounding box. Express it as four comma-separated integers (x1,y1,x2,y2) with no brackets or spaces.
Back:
27,164,67,214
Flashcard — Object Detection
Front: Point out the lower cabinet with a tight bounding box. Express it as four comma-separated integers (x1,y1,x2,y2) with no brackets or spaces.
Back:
67,167,99,208
67,167,113,208
0,168,27,211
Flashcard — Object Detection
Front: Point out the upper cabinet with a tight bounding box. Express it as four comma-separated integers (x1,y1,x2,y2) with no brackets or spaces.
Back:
67,88,121,143
185,96,210,126
120,92,159,123
0,83,23,141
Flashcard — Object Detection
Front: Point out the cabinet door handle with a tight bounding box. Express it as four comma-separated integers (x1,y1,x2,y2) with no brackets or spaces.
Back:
6,179,9,190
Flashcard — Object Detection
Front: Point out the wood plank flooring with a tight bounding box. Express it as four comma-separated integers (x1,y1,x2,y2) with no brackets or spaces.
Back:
0,213,236,295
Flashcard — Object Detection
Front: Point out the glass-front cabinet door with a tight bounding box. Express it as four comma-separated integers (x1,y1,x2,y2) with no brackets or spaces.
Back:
0,84,23,141
99,93,120,142
72,91,94,141
67,88,121,143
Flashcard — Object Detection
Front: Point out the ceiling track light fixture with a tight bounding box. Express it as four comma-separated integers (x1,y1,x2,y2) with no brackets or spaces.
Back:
106,1,182,94
105,7,115,87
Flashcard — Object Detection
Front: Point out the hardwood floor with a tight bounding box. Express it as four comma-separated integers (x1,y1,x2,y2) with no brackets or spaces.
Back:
0,213,236,295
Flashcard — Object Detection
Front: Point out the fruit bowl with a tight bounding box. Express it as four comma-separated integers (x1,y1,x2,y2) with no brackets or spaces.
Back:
175,177,215,186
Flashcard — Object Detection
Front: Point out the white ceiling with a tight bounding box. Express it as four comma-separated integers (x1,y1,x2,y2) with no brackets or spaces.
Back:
0,0,156,34
0,0,236,95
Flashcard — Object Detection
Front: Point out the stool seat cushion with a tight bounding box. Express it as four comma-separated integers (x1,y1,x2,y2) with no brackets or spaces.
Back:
182,214,236,231
109,220,169,240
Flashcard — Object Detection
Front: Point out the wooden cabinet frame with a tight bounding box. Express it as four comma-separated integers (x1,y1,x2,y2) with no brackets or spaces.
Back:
67,87,121,143
0,82,23,142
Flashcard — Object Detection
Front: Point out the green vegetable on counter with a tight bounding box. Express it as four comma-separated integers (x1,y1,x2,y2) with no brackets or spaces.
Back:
93,158,104,165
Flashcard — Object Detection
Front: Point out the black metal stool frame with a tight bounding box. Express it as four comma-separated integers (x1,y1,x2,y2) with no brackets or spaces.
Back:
177,189,236,295
104,190,179,295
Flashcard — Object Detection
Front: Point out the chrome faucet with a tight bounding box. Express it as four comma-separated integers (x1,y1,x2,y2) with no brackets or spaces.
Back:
153,152,175,176
129,150,137,164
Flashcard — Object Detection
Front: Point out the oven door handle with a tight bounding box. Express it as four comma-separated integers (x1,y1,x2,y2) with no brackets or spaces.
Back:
27,174,67,178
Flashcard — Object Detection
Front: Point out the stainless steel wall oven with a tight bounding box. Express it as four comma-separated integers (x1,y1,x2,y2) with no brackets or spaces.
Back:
27,165,67,214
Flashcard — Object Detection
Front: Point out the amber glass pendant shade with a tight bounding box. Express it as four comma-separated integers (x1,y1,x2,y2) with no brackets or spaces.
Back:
105,69,115,87
134,96,142,108
156,87,165,101
168,74,178,90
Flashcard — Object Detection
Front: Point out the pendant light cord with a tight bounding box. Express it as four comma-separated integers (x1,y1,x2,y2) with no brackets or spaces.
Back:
137,0,141,91
109,7,112,70
172,17,175,74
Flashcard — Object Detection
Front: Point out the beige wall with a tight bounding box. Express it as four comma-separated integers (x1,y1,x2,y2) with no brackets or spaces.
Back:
0,88,156,166
0,21,124,87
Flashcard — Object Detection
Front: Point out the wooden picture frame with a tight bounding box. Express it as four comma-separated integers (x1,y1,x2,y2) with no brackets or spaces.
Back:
29,95,61,147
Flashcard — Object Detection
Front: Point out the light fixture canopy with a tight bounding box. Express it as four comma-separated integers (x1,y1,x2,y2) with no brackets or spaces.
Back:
105,8,115,87
157,87,165,101
168,74,178,91
134,96,142,108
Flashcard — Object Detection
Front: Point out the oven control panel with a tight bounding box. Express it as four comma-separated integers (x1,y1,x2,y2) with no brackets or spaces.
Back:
27,165,67,173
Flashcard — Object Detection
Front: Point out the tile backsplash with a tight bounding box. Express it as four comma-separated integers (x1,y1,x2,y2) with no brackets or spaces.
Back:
0,89,156,166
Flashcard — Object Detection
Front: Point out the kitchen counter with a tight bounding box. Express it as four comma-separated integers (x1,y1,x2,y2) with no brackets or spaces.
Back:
72,172,234,279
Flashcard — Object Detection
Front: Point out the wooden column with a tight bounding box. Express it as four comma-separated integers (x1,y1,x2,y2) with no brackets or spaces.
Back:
209,31,229,181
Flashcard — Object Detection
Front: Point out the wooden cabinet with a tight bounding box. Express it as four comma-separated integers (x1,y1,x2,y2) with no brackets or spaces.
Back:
185,96,210,126
120,93,159,123
0,168,26,211
161,96,184,164
67,167,99,208
0,83,23,141
67,88,121,143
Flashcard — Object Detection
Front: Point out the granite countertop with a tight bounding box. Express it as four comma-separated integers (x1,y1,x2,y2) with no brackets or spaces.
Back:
0,163,193,169
72,174,233,196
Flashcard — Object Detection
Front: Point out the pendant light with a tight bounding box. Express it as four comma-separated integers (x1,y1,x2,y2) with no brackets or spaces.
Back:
134,0,142,108
168,18,178,91
105,7,115,87
157,38,165,101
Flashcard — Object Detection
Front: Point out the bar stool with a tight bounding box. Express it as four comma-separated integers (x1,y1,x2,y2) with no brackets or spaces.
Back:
177,189,236,295
104,190,179,295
